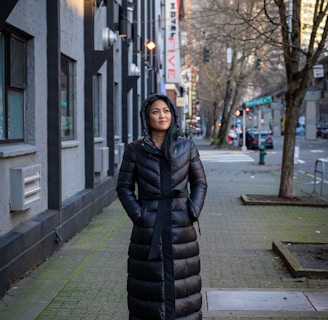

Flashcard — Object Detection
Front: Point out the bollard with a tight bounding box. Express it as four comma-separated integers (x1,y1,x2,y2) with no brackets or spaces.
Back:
294,146,299,164
259,145,266,165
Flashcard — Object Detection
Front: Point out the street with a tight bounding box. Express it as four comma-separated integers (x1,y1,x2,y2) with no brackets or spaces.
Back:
261,135,326,165
198,135,328,172
197,135,328,197
261,136,328,190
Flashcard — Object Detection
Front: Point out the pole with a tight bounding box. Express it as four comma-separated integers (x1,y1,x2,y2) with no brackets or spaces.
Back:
189,86,192,118
242,110,247,152
258,105,262,146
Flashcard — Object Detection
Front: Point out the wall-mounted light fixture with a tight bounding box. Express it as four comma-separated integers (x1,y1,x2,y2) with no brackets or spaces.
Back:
96,0,107,7
103,27,117,50
145,40,156,51
144,61,153,72
127,1,135,12
130,63,140,76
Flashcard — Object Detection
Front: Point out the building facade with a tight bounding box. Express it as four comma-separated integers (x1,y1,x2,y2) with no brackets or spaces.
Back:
0,0,186,296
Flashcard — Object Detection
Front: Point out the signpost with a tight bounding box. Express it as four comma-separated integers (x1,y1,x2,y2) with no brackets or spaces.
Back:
241,96,272,151
245,96,272,107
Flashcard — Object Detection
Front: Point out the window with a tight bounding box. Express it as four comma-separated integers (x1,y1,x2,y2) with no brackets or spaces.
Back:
0,31,26,143
93,74,102,137
60,55,75,140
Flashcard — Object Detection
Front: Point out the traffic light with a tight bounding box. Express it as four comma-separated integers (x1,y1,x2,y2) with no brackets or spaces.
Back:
245,107,251,120
235,109,243,117
255,57,261,70
191,87,196,100
203,47,210,63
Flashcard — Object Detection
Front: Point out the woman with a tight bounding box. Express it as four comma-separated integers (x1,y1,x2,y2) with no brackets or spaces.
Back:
116,93,207,320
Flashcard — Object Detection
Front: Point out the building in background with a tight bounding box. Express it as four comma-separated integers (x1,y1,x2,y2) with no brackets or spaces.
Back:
0,0,185,296
298,1,328,130
300,1,327,50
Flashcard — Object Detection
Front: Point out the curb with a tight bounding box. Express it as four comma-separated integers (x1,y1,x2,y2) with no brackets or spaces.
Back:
240,194,328,207
272,241,328,279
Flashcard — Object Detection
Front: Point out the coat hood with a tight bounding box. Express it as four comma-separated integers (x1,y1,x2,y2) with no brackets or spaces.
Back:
140,93,180,138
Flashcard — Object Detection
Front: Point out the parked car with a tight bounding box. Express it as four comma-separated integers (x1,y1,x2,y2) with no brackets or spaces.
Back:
240,130,274,150
322,128,328,139
317,123,328,138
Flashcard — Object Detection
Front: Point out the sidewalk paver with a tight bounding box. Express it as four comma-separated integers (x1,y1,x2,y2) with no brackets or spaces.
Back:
0,137,327,320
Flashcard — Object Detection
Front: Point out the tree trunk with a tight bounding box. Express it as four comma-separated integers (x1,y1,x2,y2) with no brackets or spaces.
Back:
211,102,218,141
278,91,302,198
216,113,229,146
216,79,232,146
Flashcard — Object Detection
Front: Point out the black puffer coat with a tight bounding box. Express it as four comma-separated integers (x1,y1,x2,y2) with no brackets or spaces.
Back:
116,94,207,320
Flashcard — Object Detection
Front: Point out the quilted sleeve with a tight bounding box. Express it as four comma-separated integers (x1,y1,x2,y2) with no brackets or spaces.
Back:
188,141,207,220
116,143,142,224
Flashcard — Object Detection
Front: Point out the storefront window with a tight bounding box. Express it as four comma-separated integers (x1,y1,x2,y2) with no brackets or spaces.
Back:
93,74,101,137
60,55,75,139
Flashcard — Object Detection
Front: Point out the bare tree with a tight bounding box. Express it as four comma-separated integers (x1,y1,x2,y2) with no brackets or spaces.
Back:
198,48,226,140
273,0,328,198
195,0,328,198
195,0,283,147
228,0,328,197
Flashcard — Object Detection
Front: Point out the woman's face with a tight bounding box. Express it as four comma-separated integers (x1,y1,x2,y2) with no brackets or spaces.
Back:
148,99,172,133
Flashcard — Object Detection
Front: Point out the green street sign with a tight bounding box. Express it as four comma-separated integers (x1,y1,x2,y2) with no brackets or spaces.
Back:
245,96,272,107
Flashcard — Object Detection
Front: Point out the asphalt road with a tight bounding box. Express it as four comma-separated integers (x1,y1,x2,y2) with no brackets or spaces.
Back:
248,135,328,174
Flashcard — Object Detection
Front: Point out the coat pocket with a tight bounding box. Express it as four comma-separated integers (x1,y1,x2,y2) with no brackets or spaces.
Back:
134,204,146,225
187,200,198,222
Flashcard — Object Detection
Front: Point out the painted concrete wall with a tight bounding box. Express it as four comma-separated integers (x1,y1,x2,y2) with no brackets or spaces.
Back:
0,0,48,236
0,0,117,235
0,0,164,296
60,1,86,200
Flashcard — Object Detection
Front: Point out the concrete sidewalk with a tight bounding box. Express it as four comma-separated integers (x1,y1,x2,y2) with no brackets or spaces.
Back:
0,137,328,319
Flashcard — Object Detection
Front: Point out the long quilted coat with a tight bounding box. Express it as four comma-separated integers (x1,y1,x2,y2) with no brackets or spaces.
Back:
116,94,207,320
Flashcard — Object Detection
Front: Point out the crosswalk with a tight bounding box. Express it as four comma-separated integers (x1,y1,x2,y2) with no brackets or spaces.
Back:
200,151,255,163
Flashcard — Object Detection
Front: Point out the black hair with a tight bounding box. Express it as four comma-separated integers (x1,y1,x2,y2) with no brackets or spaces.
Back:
160,101,178,161
142,94,179,162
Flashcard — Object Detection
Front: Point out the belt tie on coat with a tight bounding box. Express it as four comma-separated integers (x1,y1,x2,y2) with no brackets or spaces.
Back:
140,189,190,260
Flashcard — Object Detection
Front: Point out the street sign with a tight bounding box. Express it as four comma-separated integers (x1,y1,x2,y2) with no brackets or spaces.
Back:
245,96,272,107
176,97,186,107
313,65,324,78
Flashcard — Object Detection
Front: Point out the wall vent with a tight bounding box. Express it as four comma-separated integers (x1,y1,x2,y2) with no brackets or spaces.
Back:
94,147,109,173
10,164,41,211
